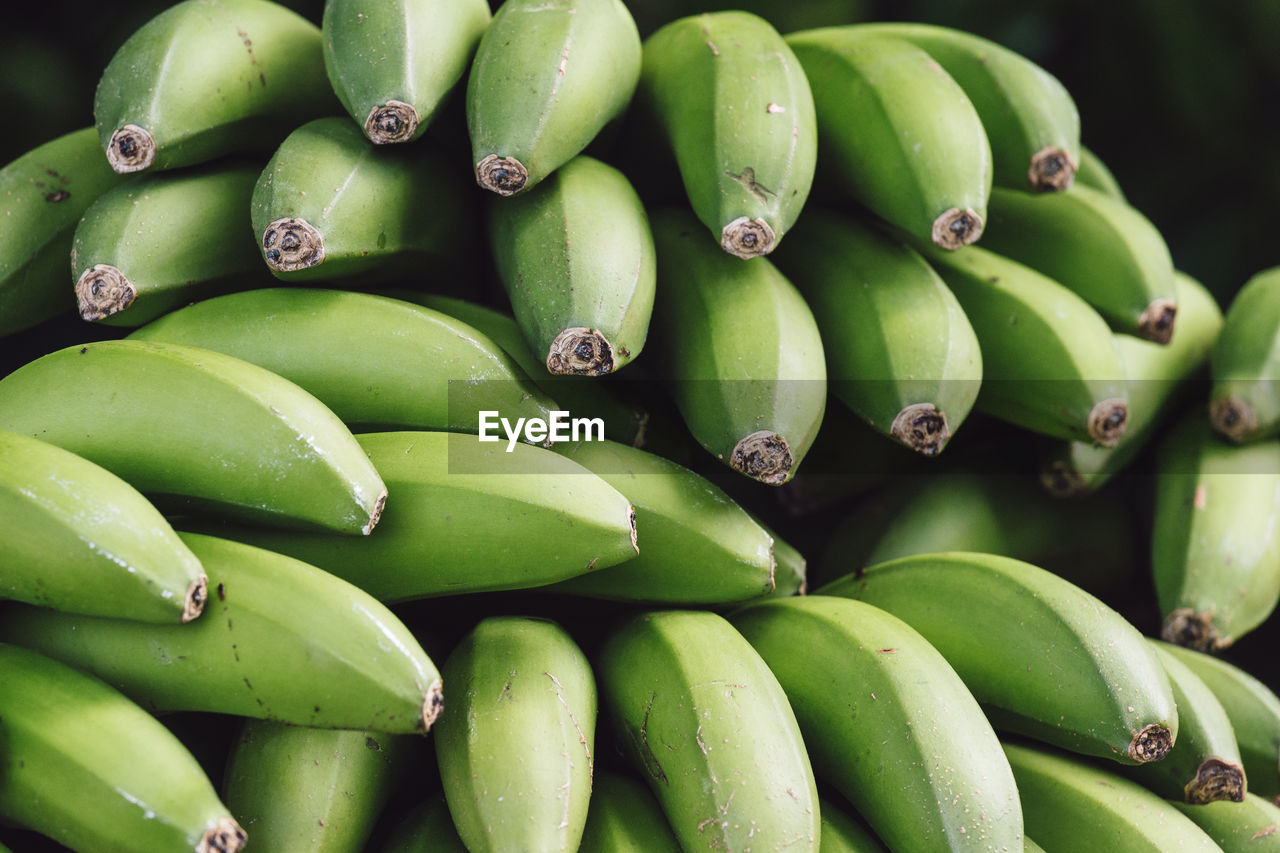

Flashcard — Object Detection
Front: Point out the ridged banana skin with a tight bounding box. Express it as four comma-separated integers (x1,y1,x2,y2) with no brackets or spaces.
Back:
652,209,826,485
0,643,245,853
772,210,981,456
93,0,338,174
846,22,1079,192
0,127,129,336
70,161,268,326
436,616,596,853
818,798,888,852
1172,793,1280,851
1209,267,1280,443
980,184,1179,342
545,439,775,604
0,339,386,535
1151,412,1280,652
730,596,1023,852
1004,741,1221,853
490,156,655,375
1074,145,1126,201
323,0,491,144
379,796,468,852
598,610,820,852
251,117,468,281
818,553,1179,765
222,721,410,851
199,431,639,602
0,532,443,733
920,242,1130,446
0,430,206,623
129,288,557,435
785,29,991,249
577,771,681,852
466,0,642,196
640,11,816,258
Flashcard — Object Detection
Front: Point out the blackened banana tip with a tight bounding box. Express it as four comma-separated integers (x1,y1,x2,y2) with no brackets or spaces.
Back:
365,100,419,144
1161,608,1222,653
423,678,444,732
75,264,135,321
1138,298,1177,345
262,217,325,272
1029,146,1078,192
1128,723,1173,764
1087,398,1128,447
107,124,155,174
891,403,950,456
1039,460,1088,498
1184,757,1246,804
476,154,528,196
931,207,984,250
363,490,388,536
1209,395,1257,444
547,328,615,375
721,216,776,259
198,817,247,853
731,430,793,485
182,573,209,623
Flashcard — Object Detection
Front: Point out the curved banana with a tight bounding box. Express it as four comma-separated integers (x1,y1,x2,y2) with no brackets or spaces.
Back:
1172,793,1280,852
1074,145,1126,201
1209,266,1280,442
379,795,467,852
577,770,681,852
818,799,888,852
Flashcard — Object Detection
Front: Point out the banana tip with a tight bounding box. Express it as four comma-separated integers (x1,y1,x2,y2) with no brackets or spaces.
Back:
1128,723,1173,763
721,217,776,258
365,100,419,144
362,491,388,536
1138,298,1177,344
1185,757,1246,804
1161,607,1223,653
931,208,984,249
476,154,528,196
1039,460,1088,498
547,328,615,375
1029,146,1078,192
1209,396,1257,444
107,124,154,173
422,678,444,732
182,573,209,623
731,430,793,485
198,817,246,853
891,403,950,456
1087,398,1128,447
628,506,639,554
263,218,325,273
75,264,135,321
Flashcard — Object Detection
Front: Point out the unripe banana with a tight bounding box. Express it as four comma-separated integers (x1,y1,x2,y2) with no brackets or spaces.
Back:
94,0,338,174
577,770,681,852
771,209,981,455
436,616,596,853
651,209,826,485
467,0,641,196
785,28,991,249
0,430,206,623
0,339,386,535
1209,266,1280,442
1172,793,1280,852
0,532,443,733
1074,145,1126,201
490,156,655,375
0,643,246,853
0,127,129,336
71,161,269,326
818,800,888,852
379,796,467,852
1151,411,1280,652
818,552,1178,765
322,0,491,144
598,609,820,852
730,596,1023,852
639,11,816,258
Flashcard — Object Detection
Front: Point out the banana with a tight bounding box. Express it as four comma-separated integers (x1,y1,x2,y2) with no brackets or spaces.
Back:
435,616,596,853
979,184,1179,342
129,288,557,436
577,770,681,852
94,0,338,174
651,208,826,485
1151,411,1280,652
0,642,245,853
490,155,655,375
1074,145,1126,201
0,430,206,623
0,532,443,733
598,609,820,852
466,0,641,196
818,799,887,852
195,431,638,601
251,116,469,280
322,0,491,144
1172,793,1280,852
1004,740,1221,852
1209,266,1280,442
771,209,981,455
71,161,269,326
222,720,413,851
0,339,386,535
380,795,467,852
0,127,129,336
818,552,1179,765
639,11,816,258
785,28,991,249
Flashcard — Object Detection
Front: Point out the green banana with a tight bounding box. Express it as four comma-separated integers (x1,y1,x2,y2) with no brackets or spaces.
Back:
197,431,638,601
1172,793,1280,852
577,770,681,853
919,241,1129,445
379,796,467,852
1074,145,1126,201
979,184,1179,342
639,11,816,258
598,609,820,852
129,288,557,435
94,0,338,174
0,339,386,535
0,642,245,853
251,116,468,280
466,0,641,196
0,430,206,623
322,0,491,144
818,799,887,852
435,616,596,853
1152,411,1280,652
818,552,1179,765
651,208,826,485
785,28,991,249
0,127,129,336
731,595,1022,852
490,155,655,375
1004,740,1221,852
0,532,443,733
71,161,269,326
772,209,981,455
1209,266,1280,442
